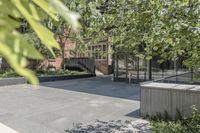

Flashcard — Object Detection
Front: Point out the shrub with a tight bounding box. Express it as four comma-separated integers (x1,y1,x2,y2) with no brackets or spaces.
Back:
151,121,187,133
0,71,19,78
151,106,200,133
0,70,85,78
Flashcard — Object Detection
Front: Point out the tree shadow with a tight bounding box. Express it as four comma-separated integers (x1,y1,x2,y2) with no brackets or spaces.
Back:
125,109,141,119
64,119,150,133
41,76,140,101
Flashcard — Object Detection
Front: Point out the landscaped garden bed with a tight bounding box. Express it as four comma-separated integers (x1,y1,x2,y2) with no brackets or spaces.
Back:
37,73,95,82
150,106,200,133
0,70,95,86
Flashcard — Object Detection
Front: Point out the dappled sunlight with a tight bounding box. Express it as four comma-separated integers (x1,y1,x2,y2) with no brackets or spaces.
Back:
64,119,150,133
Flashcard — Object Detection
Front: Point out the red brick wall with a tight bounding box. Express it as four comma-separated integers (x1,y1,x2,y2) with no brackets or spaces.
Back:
48,57,63,69
95,59,113,74
63,39,76,58
38,37,77,70
50,39,76,69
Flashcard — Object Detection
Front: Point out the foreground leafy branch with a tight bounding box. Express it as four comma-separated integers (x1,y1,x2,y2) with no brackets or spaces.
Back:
0,0,80,84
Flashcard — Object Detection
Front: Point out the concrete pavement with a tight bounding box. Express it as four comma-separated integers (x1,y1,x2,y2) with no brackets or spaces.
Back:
0,76,140,133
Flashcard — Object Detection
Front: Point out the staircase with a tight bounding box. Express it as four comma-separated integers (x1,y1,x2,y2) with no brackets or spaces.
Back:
65,58,95,74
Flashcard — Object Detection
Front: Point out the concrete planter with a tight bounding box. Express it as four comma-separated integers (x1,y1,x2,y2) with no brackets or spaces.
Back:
140,82,200,119
0,77,27,86
0,74,96,86
38,74,96,82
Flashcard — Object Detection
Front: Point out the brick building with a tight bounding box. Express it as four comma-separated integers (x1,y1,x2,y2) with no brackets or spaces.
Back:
17,19,113,74
44,37,113,75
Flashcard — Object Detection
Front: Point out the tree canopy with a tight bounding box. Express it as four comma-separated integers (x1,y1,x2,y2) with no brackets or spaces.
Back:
0,0,199,84
85,0,200,69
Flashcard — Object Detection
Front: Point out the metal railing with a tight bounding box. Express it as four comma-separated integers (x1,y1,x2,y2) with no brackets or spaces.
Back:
65,57,95,74
154,71,200,85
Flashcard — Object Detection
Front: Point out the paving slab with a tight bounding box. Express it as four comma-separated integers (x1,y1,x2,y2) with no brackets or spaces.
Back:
0,76,140,133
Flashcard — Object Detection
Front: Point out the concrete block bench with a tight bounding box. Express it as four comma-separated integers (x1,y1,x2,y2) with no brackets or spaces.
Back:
140,82,200,119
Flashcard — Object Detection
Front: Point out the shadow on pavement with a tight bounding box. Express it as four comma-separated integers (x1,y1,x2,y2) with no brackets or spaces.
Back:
41,76,140,101
125,109,141,119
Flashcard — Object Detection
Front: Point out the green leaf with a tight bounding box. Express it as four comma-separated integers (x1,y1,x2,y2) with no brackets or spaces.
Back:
14,0,60,57
32,0,58,21
49,0,81,29
10,31,44,59
0,42,39,85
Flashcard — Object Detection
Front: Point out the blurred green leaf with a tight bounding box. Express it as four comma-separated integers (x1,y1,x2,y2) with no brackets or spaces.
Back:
49,0,81,29
0,0,81,84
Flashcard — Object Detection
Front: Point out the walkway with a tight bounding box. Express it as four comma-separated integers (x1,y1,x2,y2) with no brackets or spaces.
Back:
0,76,140,133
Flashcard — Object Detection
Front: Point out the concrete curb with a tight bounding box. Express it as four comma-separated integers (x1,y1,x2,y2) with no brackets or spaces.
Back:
0,77,27,86
0,74,96,86
38,74,96,82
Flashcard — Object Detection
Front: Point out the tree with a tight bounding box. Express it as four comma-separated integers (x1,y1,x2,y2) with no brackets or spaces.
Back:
146,0,200,70
27,0,103,70
85,0,200,70
0,0,80,84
